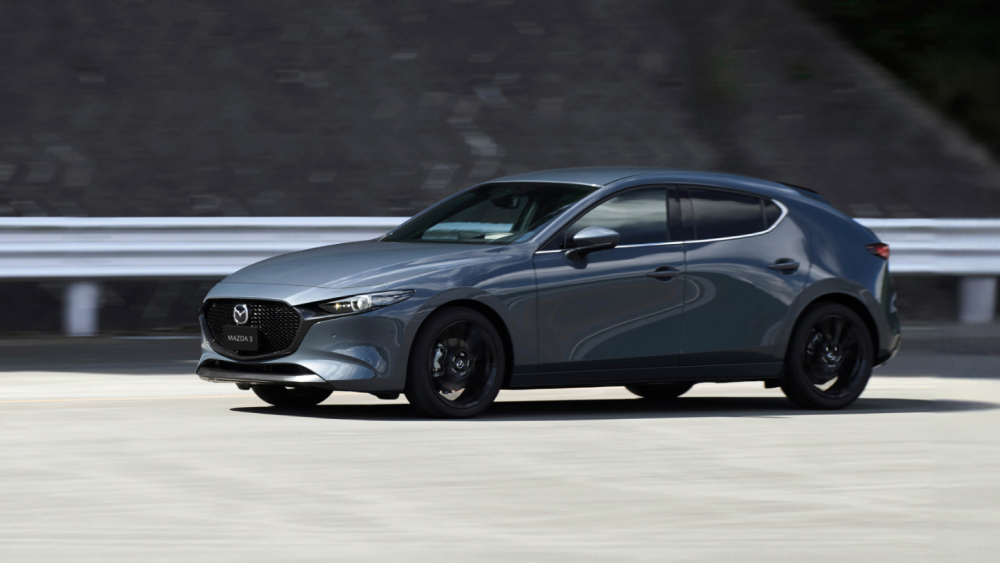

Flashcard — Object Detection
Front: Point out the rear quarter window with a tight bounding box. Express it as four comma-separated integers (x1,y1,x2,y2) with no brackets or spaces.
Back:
764,200,782,228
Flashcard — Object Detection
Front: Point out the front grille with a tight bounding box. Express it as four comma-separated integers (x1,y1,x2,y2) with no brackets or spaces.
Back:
204,299,302,357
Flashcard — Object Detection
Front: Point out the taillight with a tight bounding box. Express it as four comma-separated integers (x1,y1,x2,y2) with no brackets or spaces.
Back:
866,243,890,260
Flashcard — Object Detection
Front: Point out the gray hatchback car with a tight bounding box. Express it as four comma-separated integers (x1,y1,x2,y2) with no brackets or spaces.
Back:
197,168,900,418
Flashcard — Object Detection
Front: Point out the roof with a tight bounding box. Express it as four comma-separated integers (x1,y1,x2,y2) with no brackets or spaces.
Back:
488,167,802,196
490,167,671,187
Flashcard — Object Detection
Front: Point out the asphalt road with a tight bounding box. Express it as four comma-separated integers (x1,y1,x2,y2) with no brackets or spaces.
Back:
2,334,999,562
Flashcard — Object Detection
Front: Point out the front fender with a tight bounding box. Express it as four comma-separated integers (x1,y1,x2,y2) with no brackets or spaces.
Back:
393,287,519,386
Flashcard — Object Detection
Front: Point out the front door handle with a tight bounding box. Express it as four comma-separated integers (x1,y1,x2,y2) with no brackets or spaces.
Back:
768,259,800,273
647,266,681,281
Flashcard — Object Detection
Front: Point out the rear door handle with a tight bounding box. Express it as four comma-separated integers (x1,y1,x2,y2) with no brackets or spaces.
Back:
647,266,681,281
768,259,800,272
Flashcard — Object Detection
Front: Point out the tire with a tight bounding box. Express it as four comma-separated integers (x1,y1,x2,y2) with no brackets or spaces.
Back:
780,303,874,409
251,385,333,408
626,382,694,400
405,307,505,419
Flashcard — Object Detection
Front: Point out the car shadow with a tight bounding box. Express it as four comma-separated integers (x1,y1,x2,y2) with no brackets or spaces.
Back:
230,395,999,422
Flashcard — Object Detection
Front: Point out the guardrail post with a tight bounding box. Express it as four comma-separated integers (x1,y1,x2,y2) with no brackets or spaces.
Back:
958,276,998,324
64,282,101,336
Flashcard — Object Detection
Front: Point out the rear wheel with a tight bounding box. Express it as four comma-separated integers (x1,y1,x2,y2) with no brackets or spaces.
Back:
626,382,694,401
251,385,332,408
781,303,874,409
405,307,505,419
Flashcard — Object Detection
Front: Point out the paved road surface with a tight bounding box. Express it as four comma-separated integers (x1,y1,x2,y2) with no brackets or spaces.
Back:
1,337,999,561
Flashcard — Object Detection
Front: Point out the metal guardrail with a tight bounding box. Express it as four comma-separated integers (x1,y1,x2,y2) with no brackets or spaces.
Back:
858,219,1000,275
1,216,998,332
3,216,1000,278
0,217,408,278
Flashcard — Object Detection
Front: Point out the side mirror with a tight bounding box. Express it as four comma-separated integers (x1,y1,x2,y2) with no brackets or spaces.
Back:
565,226,620,261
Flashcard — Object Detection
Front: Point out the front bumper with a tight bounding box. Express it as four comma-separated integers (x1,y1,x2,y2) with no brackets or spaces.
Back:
197,312,409,393
197,360,332,389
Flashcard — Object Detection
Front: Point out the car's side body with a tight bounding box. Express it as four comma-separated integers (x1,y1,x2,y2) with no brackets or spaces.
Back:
197,168,900,396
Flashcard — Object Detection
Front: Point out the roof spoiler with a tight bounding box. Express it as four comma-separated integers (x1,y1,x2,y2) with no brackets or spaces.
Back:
780,182,833,206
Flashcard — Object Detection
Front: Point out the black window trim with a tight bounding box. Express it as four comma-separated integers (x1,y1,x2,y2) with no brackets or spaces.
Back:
533,185,679,254
679,184,789,244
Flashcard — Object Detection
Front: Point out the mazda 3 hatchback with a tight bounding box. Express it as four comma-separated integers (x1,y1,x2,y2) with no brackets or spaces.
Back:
197,168,900,418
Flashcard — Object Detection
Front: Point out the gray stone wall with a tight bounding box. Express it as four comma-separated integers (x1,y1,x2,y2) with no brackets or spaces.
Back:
2,0,999,334
3,0,998,220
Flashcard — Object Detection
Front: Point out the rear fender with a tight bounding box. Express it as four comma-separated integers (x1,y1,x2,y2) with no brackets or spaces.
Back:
773,278,892,361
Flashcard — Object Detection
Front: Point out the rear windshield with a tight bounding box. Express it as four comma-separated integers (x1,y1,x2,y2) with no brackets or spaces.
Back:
383,183,597,245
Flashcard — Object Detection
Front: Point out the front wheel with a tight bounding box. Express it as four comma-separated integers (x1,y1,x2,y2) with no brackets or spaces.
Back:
251,385,332,408
405,307,505,419
781,303,874,409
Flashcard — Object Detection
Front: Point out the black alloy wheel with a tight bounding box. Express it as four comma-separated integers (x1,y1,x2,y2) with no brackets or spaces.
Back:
781,303,874,409
251,385,333,408
405,307,505,418
626,382,694,401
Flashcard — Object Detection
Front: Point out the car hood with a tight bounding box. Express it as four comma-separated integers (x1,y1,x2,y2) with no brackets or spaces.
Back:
221,241,502,289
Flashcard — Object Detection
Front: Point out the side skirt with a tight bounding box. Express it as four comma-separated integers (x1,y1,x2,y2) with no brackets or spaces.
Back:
507,362,784,389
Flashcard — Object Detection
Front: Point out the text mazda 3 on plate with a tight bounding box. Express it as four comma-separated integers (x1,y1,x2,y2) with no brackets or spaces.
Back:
197,168,901,418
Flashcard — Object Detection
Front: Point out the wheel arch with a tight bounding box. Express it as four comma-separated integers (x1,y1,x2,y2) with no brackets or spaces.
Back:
783,292,881,360
406,297,516,389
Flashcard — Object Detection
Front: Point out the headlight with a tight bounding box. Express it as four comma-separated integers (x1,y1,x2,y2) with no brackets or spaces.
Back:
317,290,414,316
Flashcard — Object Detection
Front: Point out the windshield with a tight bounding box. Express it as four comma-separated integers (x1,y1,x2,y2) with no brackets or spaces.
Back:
383,182,597,245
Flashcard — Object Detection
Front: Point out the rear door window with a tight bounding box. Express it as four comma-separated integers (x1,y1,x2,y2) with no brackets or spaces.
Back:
687,188,770,240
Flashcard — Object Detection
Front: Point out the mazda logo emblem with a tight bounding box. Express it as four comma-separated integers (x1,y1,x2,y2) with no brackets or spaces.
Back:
233,304,250,325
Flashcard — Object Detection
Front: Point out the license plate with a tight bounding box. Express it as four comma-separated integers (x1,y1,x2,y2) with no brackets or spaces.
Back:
222,325,259,351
